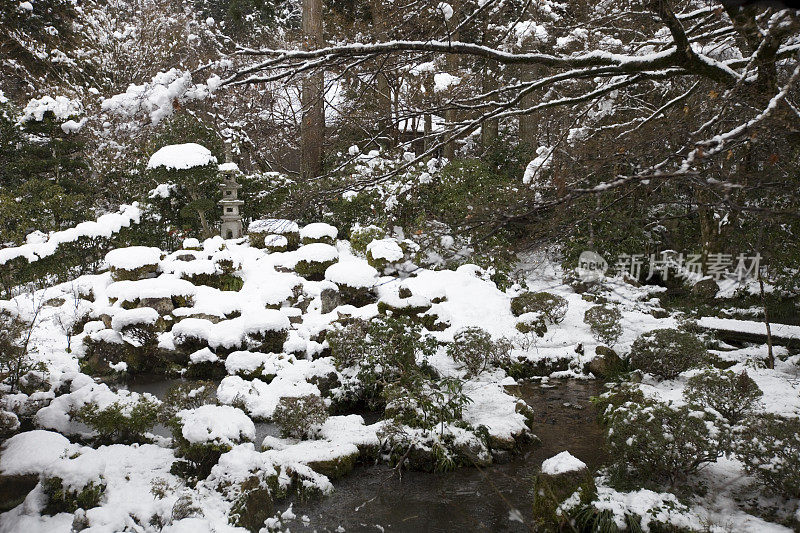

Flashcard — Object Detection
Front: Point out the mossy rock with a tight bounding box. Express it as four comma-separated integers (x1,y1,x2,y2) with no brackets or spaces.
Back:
307,450,359,479
110,263,159,282
42,476,105,516
231,476,276,532
532,467,596,531
301,235,336,246
584,346,624,380
320,287,341,314
249,329,289,354
337,284,376,307
295,259,337,281
501,355,572,379
377,300,432,318
691,278,720,299
140,297,175,315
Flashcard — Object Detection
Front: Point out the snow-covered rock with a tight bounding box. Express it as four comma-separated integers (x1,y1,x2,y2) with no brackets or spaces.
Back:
176,405,255,446
541,451,587,475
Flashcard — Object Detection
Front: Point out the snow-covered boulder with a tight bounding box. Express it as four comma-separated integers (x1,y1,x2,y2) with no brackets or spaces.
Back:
366,238,404,271
105,246,162,281
176,405,255,447
324,259,378,307
300,222,338,245
293,243,339,281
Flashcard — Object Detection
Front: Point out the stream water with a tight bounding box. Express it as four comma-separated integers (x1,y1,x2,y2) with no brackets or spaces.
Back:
125,377,605,533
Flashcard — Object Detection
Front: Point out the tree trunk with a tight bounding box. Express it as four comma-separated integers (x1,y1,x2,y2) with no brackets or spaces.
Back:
301,0,324,180
442,46,458,161
370,0,392,146
481,63,498,150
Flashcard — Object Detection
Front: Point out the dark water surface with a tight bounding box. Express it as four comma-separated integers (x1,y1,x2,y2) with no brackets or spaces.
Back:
293,380,605,533
124,376,605,532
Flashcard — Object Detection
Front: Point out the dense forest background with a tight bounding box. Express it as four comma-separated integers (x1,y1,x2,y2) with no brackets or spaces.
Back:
1,0,798,292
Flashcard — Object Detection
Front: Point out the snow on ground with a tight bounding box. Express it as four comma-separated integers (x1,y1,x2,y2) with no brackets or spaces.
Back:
1,228,798,532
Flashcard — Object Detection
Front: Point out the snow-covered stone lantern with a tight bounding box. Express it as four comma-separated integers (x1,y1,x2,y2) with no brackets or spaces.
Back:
218,161,244,239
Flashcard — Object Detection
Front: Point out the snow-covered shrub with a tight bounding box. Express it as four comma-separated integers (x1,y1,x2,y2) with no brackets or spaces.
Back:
628,328,708,380
366,238,404,271
349,225,385,254
111,307,161,348
262,234,288,253
683,369,762,424
583,305,623,346
514,311,547,336
248,219,300,250
159,381,217,423
324,260,378,307
170,405,255,480
326,319,370,370
105,246,162,281
383,375,471,434
510,291,568,324
329,315,438,409
42,476,105,515
74,396,160,444
293,243,339,281
446,327,512,378
300,222,338,245
272,394,328,439
605,399,724,489
735,414,800,498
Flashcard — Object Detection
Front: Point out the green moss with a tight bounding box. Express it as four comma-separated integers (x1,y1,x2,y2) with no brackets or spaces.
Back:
532,468,596,531
349,225,385,254
248,328,288,354
294,258,336,281
110,263,159,282
42,476,105,515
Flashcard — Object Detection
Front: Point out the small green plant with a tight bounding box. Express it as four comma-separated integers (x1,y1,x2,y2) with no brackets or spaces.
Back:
329,315,438,410
584,305,623,346
628,328,707,380
42,476,105,515
735,414,800,498
446,327,512,378
683,369,763,424
272,394,329,439
349,225,386,254
384,375,472,435
510,292,568,324
605,398,724,489
74,396,160,444
159,381,217,423
326,319,370,369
